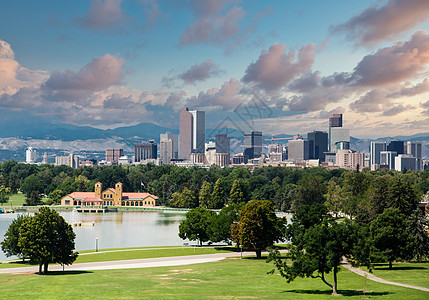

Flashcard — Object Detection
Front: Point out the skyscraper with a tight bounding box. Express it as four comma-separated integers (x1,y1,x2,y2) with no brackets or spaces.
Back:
329,114,342,127
134,141,157,162
387,141,405,154
288,135,309,161
370,141,387,170
307,131,328,161
243,131,262,159
179,107,205,160
26,147,36,164
215,134,230,155
106,148,123,163
160,139,173,164
160,132,179,159
328,113,347,152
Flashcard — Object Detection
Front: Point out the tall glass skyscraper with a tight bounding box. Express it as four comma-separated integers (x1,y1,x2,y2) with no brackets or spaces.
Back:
243,131,262,159
179,107,205,160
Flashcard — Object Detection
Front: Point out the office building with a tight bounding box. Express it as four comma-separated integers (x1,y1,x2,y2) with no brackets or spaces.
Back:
329,127,350,153
232,153,249,164
118,156,130,165
205,141,216,165
288,135,309,161
244,131,262,159
42,152,48,164
179,107,205,159
336,150,364,170
215,153,229,167
370,141,387,170
387,141,405,154
26,147,36,164
395,154,419,172
308,131,328,161
160,139,173,164
380,151,397,170
329,113,343,127
215,134,230,155
105,148,123,163
406,141,422,170
135,141,157,162
55,154,80,169
160,132,179,159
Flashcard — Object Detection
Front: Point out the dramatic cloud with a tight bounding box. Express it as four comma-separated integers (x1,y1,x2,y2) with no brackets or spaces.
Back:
179,0,245,47
352,31,429,86
421,100,429,115
332,0,429,47
75,0,128,31
242,43,315,92
179,59,223,84
43,54,124,102
382,104,415,116
387,79,429,98
187,78,243,108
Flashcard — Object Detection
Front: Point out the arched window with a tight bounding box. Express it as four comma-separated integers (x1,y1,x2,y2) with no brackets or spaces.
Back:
122,201,125,206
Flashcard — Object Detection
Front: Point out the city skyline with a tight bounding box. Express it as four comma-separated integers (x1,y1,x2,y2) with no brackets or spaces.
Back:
2,1,429,139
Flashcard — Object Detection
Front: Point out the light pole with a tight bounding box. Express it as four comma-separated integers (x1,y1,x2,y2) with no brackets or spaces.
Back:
95,237,99,252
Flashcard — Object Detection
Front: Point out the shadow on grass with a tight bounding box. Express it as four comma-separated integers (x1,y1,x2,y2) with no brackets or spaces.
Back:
44,270,92,276
285,289,391,297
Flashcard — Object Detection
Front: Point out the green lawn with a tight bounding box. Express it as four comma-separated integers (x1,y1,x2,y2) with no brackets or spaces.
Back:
0,246,237,268
361,261,429,289
0,258,427,299
0,193,26,207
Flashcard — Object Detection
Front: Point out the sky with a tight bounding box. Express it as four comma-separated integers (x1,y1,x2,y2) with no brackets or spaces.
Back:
2,0,429,139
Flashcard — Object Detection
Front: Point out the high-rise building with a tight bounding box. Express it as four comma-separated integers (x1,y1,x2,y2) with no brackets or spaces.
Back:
215,134,230,155
329,127,350,152
395,154,419,172
134,141,157,162
370,141,387,170
26,147,36,164
179,107,205,159
307,131,328,161
380,151,397,170
336,150,364,170
288,135,309,161
387,141,405,154
205,141,216,165
406,141,422,171
105,149,123,163
42,152,48,164
243,131,262,159
329,113,343,127
160,139,173,164
55,154,80,169
160,132,179,159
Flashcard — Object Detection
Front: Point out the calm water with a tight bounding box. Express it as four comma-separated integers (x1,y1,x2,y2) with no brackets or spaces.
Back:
0,211,187,262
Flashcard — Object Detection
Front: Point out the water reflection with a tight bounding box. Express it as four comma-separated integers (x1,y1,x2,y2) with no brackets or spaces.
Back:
0,211,186,262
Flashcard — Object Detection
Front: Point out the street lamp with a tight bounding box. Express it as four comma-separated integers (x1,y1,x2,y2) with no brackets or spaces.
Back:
95,237,99,252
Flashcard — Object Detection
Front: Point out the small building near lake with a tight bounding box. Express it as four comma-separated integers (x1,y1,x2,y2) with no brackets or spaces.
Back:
61,182,158,207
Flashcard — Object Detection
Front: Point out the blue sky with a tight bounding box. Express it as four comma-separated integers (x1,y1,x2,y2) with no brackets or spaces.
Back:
2,0,429,138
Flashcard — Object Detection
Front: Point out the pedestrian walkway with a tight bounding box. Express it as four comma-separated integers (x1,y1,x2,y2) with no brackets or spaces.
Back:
341,262,429,292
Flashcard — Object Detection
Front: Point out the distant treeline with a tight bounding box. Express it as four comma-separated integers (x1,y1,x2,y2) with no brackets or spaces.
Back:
0,160,428,214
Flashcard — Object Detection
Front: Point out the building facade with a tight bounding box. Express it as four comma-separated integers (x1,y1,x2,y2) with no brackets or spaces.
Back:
308,131,328,161
329,127,350,153
179,107,205,159
336,150,364,170
288,135,309,162
26,147,36,164
134,141,157,162
61,182,158,207
105,148,123,163
160,139,173,164
243,131,262,159
370,141,387,170
160,132,179,159
55,154,80,168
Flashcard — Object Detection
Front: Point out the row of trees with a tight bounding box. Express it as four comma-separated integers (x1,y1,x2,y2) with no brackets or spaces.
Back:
1,207,78,274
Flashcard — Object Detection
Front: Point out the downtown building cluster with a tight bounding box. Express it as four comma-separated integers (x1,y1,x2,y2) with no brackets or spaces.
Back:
22,110,428,171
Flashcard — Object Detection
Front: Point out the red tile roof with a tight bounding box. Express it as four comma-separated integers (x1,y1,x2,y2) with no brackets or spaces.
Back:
82,197,103,202
67,192,94,199
122,192,158,200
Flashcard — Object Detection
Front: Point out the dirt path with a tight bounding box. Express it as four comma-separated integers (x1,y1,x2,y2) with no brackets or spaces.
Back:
341,262,429,292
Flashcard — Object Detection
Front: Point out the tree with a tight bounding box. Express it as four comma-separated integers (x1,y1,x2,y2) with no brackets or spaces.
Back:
210,178,227,209
169,188,197,208
0,185,11,204
269,219,368,295
229,180,245,205
1,214,31,260
387,177,419,216
178,207,216,246
234,200,285,258
370,208,413,269
292,175,326,210
199,181,212,208
406,208,429,262
18,207,78,274
48,189,64,205
20,174,44,206
208,203,243,244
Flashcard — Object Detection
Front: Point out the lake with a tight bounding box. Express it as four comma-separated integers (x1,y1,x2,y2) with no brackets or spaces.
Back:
0,210,187,262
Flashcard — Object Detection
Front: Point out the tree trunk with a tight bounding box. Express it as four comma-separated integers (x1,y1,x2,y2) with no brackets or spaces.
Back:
44,262,49,274
38,262,42,275
332,265,338,295
255,249,262,259
389,260,392,270
320,272,333,290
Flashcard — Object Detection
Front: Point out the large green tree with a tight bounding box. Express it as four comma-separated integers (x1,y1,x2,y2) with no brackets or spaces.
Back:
370,208,413,269
20,174,44,206
199,181,212,208
234,200,285,258
0,185,11,204
406,208,429,262
229,179,245,205
387,177,419,216
208,203,243,244
178,207,216,246
1,214,31,260
210,178,227,209
18,207,78,274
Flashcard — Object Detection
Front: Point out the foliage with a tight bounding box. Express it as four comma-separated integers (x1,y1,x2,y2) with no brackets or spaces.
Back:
0,185,11,203
406,209,429,262
18,207,78,274
169,188,197,208
370,208,414,269
178,207,216,246
198,181,212,208
208,203,243,244
234,200,285,258
387,177,419,216
48,189,65,205
1,214,31,259
229,179,245,205
210,178,227,209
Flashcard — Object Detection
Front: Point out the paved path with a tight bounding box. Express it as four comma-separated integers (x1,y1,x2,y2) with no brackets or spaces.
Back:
341,262,429,292
0,252,254,274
